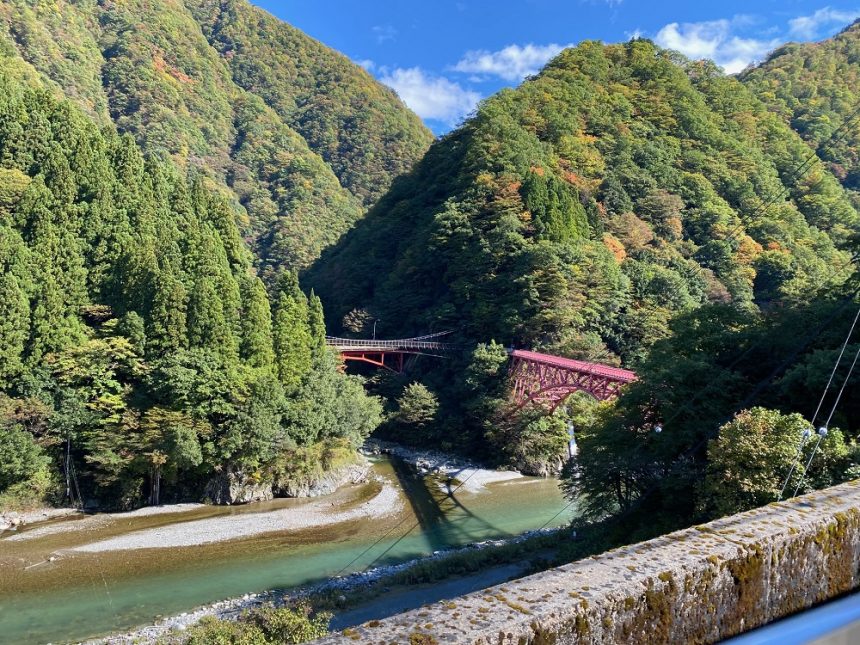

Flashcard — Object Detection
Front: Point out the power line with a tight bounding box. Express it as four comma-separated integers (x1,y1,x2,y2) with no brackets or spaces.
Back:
778,305,860,500
546,291,858,536
791,336,860,497
331,463,483,578
790,339,859,500
624,292,858,520
812,307,860,425
777,427,811,501
824,342,860,430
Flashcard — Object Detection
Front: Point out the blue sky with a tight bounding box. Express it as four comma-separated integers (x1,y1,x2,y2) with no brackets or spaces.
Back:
252,1,860,134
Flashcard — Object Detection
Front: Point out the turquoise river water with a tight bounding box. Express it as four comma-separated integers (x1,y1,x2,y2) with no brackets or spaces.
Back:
0,456,573,644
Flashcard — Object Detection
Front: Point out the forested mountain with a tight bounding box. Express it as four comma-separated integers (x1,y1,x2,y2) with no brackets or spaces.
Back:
0,56,380,510
741,20,860,209
307,39,857,366
0,0,433,270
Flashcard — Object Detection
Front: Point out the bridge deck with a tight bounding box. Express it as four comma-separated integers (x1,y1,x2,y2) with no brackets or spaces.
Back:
510,349,636,382
325,336,452,352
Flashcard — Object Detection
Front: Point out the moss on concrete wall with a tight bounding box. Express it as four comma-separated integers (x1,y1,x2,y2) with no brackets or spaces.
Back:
313,481,860,644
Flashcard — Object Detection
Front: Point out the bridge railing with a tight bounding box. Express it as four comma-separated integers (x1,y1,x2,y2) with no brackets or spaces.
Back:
325,336,454,352
510,349,636,383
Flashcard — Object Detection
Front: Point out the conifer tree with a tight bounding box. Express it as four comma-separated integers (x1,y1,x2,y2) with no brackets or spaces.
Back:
240,275,275,370
0,272,30,388
148,268,187,356
308,289,327,356
272,271,312,391
187,275,236,359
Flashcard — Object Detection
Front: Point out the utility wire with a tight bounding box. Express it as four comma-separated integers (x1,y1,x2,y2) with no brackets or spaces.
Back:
792,340,860,497
778,305,860,500
812,307,860,425
792,430,826,500
332,463,483,578
626,293,859,519
824,342,860,430
777,427,811,501
545,291,858,537
794,310,860,497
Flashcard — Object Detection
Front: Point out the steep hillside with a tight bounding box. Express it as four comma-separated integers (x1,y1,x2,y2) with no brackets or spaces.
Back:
741,20,860,208
0,57,380,510
307,39,857,364
188,0,434,206
0,0,433,269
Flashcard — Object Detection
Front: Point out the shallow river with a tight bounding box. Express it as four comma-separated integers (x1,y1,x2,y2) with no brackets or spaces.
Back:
0,456,573,644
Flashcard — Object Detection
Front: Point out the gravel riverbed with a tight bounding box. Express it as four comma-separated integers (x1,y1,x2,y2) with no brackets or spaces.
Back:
71,484,401,552
89,526,562,644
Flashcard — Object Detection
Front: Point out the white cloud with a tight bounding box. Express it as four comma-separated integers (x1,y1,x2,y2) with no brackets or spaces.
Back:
372,25,397,44
355,59,375,72
655,19,780,74
788,7,860,39
379,67,481,125
451,43,573,82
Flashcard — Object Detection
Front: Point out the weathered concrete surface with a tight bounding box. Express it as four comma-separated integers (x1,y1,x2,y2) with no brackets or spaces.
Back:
314,480,860,644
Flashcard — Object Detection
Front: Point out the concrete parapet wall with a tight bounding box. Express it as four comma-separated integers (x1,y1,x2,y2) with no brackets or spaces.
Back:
315,480,860,644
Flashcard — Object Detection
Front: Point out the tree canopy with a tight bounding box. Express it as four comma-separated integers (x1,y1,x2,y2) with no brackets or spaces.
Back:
0,58,381,509
0,0,433,270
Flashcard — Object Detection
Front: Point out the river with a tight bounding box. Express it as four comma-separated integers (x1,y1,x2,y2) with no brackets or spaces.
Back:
0,455,574,644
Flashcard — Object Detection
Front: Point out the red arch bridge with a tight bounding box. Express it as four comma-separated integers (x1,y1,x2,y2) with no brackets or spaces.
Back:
325,335,636,410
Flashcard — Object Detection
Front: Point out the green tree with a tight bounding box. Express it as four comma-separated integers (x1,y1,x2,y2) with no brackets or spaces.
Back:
240,276,275,370
307,290,327,355
284,350,382,447
0,424,49,490
0,272,30,387
118,311,146,356
148,268,187,356
272,272,312,391
394,382,439,429
187,275,237,360
702,408,812,516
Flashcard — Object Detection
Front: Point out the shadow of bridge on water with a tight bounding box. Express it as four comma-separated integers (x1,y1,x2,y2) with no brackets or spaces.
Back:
375,456,513,563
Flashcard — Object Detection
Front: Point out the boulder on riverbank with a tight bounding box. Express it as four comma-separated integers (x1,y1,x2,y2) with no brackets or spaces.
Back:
204,471,274,505
274,457,370,498
512,452,568,478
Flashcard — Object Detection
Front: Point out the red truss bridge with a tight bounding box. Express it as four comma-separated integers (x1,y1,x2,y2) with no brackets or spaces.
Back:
326,334,636,410
325,332,455,372
508,349,636,410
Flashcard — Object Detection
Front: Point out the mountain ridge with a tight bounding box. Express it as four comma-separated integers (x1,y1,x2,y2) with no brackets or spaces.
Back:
306,38,857,364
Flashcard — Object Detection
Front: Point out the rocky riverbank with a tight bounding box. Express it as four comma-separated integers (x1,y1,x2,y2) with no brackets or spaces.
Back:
362,439,524,492
274,459,371,498
204,453,373,504
0,507,79,533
